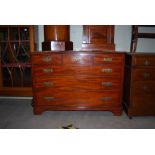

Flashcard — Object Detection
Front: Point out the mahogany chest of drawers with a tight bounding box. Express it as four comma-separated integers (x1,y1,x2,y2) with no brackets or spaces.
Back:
31,51,124,115
123,53,155,117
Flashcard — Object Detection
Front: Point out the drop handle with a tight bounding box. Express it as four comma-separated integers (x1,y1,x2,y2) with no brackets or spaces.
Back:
43,81,54,87
143,73,150,79
42,56,52,62
43,68,53,73
101,97,112,101
142,86,149,91
101,68,113,73
144,60,150,66
103,57,113,62
101,82,113,86
44,96,55,101
72,56,81,62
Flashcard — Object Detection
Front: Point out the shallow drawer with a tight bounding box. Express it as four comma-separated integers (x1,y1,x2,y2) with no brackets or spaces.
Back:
132,68,155,81
132,55,155,66
33,76,121,91
132,81,155,94
31,54,62,65
132,94,155,108
32,65,123,77
94,54,123,65
34,90,121,106
63,53,92,65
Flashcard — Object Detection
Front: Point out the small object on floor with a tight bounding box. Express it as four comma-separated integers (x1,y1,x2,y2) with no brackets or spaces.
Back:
61,124,79,129
129,116,132,119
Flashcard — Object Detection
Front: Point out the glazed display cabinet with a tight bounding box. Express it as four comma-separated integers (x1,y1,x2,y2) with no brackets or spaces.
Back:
0,25,35,96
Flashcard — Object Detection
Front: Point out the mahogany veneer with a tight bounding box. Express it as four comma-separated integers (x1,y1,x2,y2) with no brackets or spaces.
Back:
42,25,73,51
123,53,155,117
82,25,115,51
31,51,124,115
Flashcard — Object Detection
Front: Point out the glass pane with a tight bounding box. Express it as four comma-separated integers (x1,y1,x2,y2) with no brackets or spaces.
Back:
9,28,19,40
0,28,8,41
23,68,32,86
0,43,10,64
2,67,11,86
2,67,32,87
17,43,30,62
20,27,29,40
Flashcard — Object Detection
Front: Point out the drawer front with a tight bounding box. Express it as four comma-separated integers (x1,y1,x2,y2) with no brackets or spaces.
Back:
132,95,155,108
31,54,62,65
132,81,155,94
35,90,121,107
132,68,155,81
133,56,155,66
33,76,121,91
32,65,122,77
63,54,92,65
94,54,123,65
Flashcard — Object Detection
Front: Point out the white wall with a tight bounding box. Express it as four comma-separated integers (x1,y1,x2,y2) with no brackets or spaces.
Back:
38,25,44,51
37,25,155,53
70,25,83,51
115,25,131,52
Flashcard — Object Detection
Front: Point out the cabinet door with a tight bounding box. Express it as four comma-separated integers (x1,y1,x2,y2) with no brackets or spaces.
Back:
0,25,35,96
83,25,114,44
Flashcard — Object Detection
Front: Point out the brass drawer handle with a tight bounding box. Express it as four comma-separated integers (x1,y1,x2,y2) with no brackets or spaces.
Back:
43,68,53,73
103,57,112,62
72,56,81,62
102,68,113,73
101,82,113,86
144,60,150,66
142,86,149,91
44,96,55,101
43,81,54,87
42,56,52,62
101,97,112,101
143,73,150,79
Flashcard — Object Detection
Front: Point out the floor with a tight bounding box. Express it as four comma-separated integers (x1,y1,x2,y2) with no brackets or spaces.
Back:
0,99,155,129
